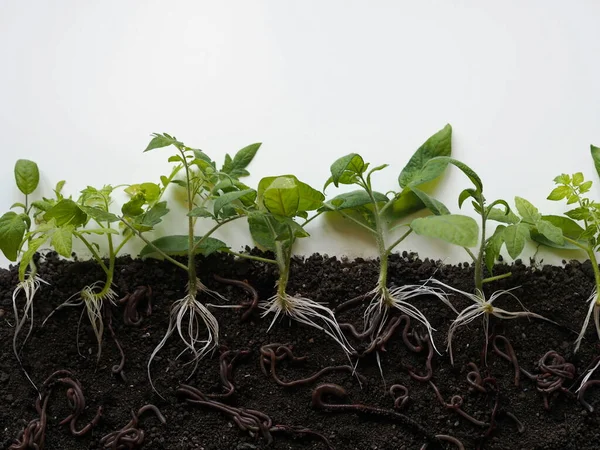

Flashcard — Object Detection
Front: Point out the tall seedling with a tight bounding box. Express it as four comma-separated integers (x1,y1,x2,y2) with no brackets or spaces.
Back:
416,157,564,363
0,160,47,387
131,133,261,392
247,175,353,354
324,125,477,351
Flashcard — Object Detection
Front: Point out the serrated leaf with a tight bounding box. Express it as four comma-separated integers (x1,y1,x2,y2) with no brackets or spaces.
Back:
31,200,52,212
547,185,571,201
144,133,183,152
514,197,541,224
214,189,256,217
44,199,87,227
51,226,74,257
79,205,119,223
139,235,228,259
329,154,365,187
410,187,449,215
122,195,145,217
188,207,214,218
410,214,478,247
0,212,27,261
592,145,600,179
398,124,452,188
14,159,39,195
554,174,571,185
573,172,584,186
139,201,169,228
485,225,506,273
564,207,590,221
503,223,529,259
567,194,579,205
324,190,388,211
536,219,564,245
223,143,261,178
487,207,520,224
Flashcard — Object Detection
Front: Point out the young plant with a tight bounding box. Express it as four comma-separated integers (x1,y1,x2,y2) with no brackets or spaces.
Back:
544,166,600,353
418,157,564,363
323,125,476,351
128,133,261,390
0,159,47,387
246,175,353,354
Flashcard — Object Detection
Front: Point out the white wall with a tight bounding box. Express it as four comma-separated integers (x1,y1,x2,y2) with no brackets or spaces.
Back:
1,0,599,269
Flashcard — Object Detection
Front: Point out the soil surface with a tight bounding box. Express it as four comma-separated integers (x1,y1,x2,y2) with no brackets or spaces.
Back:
1,251,600,449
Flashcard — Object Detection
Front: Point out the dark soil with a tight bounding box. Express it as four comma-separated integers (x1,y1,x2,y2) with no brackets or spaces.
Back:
1,251,600,449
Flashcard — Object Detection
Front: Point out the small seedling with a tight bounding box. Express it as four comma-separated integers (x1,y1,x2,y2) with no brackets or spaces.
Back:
0,159,48,388
324,125,475,352
246,175,353,353
419,157,564,363
128,133,261,391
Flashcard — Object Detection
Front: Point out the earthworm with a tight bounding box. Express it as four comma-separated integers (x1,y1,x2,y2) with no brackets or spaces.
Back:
389,384,410,410
260,343,364,387
208,348,250,399
213,274,259,321
578,379,600,412
105,306,126,381
118,286,153,326
420,434,465,450
99,404,166,449
57,377,103,436
429,381,489,428
311,383,436,442
491,335,522,386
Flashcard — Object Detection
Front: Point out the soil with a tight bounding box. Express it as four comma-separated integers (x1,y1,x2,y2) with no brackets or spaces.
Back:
1,251,600,450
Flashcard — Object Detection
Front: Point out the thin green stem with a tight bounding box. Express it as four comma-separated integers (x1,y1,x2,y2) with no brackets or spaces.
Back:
225,250,277,265
95,232,116,299
180,150,198,295
114,233,133,256
564,236,588,251
385,228,413,255
118,218,189,272
463,247,477,262
75,233,109,274
191,215,243,254
332,209,377,234
275,241,291,310
474,207,486,293
586,247,600,305
482,272,512,284
301,210,323,228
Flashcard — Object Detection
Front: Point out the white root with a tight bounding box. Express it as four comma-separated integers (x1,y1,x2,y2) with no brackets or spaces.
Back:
429,279,557,365
363,282,454,354
147,284,219,397
42,281,117,361
574,288,599,353
261,292,354,356
12,275,48,390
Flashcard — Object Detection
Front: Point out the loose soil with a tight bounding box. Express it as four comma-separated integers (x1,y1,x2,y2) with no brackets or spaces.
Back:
1,251,600,449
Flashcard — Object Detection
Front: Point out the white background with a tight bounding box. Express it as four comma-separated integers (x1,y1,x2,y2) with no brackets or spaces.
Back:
1,0,599,269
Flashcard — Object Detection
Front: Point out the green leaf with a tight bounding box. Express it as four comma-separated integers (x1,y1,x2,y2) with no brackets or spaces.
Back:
188,207,214,218
592,145,600,179
487,207,520,224
79,228,119,235
79,205,119,223
44,199,87,227
485,225,506,274
503,223,529,259
564,207,590,221
428,156,483,193
31,200,53,212
0,212,27,261
580,180,593,193
14,159,40,195
398,124,452,188
11,202,26,210
573,172,584,186
51,226,74,257
329,154,365,188
214,189,256,217
222,143,261,178
248,212,277,252
125,183,161,203
567,194,579,205
410,187,450,215
410,214,478,247
296,180,325,212
458,189,477,209
388,189,426,219
547,186,570,201
19,235,47,280
263,177,300,217
536,219,564,245
139,235,228,258
55,180,66,197
144,133,183,152
514,197,541,224
325,190,388,211
122,195,145,217
139,201,169,228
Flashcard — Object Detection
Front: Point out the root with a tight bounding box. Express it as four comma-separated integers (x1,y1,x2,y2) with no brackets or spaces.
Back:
574,289,599,353
147,289,219,396
261,292,354,355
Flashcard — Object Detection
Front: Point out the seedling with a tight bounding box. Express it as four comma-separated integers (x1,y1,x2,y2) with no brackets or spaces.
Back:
129,133,261,391
0,159,48,387
544,161,600,355
420,157,564,363
324,125,476,352
246,175,353,353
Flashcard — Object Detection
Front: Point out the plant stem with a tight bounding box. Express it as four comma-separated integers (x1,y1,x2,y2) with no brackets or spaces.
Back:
225,250,277,265
586,247,600,306
95,232,116,299
275,241,291,311
386,228,412,255
191,215,242,254
302,210,323,228
482,272,512,284
463,247,477,262
75,233,110,274
474,208,486,293
180,149,197,296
